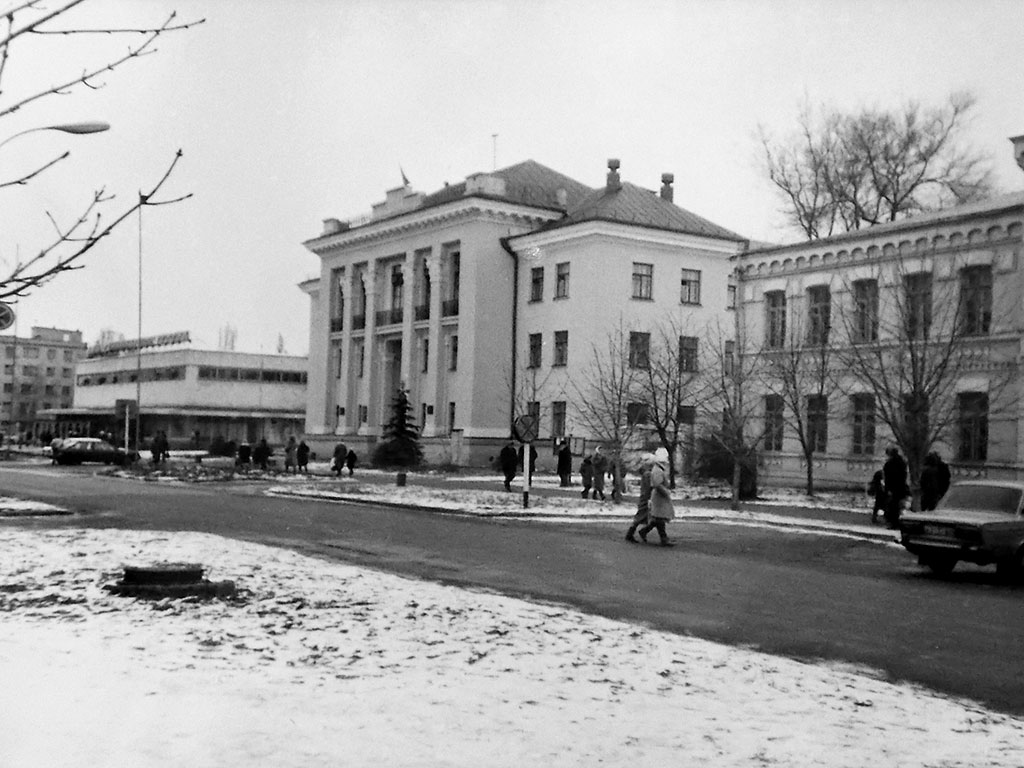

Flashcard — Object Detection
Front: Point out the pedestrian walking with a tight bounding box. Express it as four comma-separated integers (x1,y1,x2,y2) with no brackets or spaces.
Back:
591,445,608,500
626,453,655,542
517,443,538,484
867,469,886,525
332,442,348,477
297,440,310,473
919,451,952,511
499,441,518,491
345,448,358,476
284,436,298,474
253,438,271,471
557,440,573,487
638,447,676,546
579,454,594,498
882,445,908,528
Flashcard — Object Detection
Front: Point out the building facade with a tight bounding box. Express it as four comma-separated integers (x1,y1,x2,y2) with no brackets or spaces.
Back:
301,159,747,467
735,192,1024,489
42,344,307,449
1,326,86,442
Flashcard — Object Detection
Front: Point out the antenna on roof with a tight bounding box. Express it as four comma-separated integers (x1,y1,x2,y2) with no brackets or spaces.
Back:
492,133,498,171
400,166,410,186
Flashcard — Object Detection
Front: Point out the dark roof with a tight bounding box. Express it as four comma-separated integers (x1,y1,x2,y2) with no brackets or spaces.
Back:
538,180,746,241
419,159,593,212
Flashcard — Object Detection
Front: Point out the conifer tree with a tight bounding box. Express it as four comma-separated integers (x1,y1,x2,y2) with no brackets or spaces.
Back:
373,388,424,467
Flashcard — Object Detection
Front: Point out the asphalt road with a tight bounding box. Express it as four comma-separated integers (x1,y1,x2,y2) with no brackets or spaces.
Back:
4,462,1023,716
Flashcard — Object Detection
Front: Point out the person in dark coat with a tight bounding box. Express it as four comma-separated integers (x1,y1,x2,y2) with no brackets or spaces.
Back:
499,441,518,491
590,445,608,500
556,440,573,487
296,440,310,473
867,469,886,525
882,446,908,528
919,451,952,511
332,443,348,477
345,448,357,476
253,438,271,471
626,453,655,542
579,454,594,499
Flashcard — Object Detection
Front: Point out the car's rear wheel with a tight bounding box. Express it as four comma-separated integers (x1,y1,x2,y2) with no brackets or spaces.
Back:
922,555,958,576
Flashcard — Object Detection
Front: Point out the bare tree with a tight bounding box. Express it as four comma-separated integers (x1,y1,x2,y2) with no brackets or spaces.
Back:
764,294,841,495
693,319,771,509
760,93,993,240
832,255,1018,508
636,317,704,489
0,1,203,300
571,320,646,502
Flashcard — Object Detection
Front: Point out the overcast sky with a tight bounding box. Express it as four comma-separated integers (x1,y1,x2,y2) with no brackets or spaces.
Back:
3,0,1023,355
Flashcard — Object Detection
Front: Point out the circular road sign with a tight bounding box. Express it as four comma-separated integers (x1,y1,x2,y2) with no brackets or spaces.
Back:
0,302,14,332
513,414,539,443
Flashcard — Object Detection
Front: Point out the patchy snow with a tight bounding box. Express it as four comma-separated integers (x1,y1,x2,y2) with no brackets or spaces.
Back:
0,496,68,516
0,526,1021,767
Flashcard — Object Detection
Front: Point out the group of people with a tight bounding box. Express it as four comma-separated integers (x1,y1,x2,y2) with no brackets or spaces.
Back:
283,436,312,474
498,441,538,491
625,448,676,546
149,431,170,465
331,442,359,476
869,446,951,528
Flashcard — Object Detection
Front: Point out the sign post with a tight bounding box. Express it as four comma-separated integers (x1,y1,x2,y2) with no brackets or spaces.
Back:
115,399,138,455
513,414,539,508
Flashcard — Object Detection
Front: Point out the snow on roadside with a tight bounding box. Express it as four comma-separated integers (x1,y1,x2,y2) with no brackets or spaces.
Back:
1,526,1021,767
0,496,68,516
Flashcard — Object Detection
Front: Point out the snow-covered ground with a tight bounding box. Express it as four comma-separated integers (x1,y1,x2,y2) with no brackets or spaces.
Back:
2,490,1022,766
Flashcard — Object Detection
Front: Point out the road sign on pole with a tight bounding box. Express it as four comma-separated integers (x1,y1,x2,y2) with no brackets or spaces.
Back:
0,302,14,331
513,415,539,508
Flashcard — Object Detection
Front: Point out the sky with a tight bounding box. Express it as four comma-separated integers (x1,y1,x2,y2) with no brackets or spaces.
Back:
3,483,1023,765
3,0,1024,355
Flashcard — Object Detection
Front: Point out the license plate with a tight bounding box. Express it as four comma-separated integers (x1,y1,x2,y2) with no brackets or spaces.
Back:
923,524,953,538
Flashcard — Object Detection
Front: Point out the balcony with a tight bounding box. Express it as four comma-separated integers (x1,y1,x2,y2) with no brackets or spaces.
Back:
330,316,344,333
442,298,459,317
414,304,430,321
375,308,403,326
351,313,366,331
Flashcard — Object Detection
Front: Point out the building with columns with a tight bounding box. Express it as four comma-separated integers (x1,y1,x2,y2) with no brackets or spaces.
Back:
301,159,748,467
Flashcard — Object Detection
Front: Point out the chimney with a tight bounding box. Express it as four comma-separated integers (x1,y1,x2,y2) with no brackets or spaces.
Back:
606,158,621,192
660,173,674,202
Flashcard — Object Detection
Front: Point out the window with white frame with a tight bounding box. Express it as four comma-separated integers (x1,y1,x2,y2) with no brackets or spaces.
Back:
806,285,831,346
555,262,570,299
632,263,653,300
551,401,566,437
905,272,932,340
764,395,784,451
528,333,542,368
678,336,698,372
960,265,992,336
680,269,701,304
628,332,650,369
765,291,786,348
530,267,544,302
851,393,875,456
958,392,988,462
852,279,879,343
807,394,828,453
553,331,568,366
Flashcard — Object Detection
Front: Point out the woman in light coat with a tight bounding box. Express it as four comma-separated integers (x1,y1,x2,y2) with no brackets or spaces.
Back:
638,447,675,546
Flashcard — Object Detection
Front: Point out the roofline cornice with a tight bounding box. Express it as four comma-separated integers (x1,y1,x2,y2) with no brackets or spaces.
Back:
303,197,565,255
508,219,746,255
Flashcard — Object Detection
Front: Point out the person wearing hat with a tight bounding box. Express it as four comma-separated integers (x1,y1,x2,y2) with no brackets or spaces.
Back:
638,447,675,546
625,452,656,542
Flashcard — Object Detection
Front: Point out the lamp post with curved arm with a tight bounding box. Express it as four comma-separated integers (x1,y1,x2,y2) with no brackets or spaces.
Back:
0,121,110,151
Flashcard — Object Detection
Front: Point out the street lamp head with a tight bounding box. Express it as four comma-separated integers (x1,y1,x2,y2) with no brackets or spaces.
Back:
48,121,110,135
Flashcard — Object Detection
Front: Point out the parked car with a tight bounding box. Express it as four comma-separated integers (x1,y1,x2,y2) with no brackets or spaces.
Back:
899,480,1024,578
53,437,138,466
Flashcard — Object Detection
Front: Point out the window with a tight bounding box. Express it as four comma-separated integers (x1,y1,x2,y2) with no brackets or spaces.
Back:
22,365,38,376
421,403,428,429
851,394,876,456
958,392,988,462
528,333,543,368
335,346,343,378
391,264,404,310
24,347,39,359
448,334,458,371
530,267,544,302
358,404,368,424
62,368,72,378
46,349,56,361
551,401,567,437
629,332,650,369
724,340,735,375
764,395,784,451
680,269,701,304
4,346,12,359
527,400,540,426
852,279,879,343
356,341,365,378
765,291,786,348
45,367,55,377
553,331,568,366
678,336,699,373
632,262,653,300
905,272,932,340
806,286,831,346
627,402,650,426
727,281,737,310
63,350,73,362
960,265,992,336
448,251,460,299
448,401,456,433
677,405,696,424
807,395,828,453
421,338,429,373
555,262,570,299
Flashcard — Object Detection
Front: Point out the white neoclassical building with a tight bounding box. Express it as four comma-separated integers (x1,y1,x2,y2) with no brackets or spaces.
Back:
300,159,748,467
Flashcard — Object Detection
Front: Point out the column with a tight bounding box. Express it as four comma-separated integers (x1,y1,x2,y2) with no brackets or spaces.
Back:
425,252,444,436
399,255,415,387
334,279,352,435
358,266,379,436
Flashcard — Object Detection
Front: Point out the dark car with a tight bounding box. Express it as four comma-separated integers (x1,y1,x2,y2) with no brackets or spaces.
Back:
54,437,138,466
899,480,1024,578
